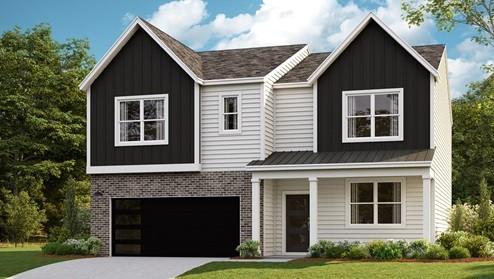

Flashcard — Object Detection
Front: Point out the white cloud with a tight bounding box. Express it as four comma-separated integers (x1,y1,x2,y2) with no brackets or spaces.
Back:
448,39,493,97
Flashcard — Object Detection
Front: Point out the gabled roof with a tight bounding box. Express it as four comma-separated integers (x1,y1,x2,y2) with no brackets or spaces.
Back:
79,17,307,90
307,13,440,84
247,149,434,169
276,44,445,84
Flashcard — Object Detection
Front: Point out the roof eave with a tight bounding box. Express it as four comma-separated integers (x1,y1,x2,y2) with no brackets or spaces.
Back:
79,17,203,91
245,160,432,171
306,13,439,84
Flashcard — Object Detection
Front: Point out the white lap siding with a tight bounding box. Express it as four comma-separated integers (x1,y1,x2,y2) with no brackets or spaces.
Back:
274,87,313,151
200,84,261,171
264,177,424,255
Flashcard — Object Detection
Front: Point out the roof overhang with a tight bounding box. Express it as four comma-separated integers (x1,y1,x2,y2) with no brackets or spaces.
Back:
273,82,312,89
307,13,439,84
245,160,432,172
79,17,203,91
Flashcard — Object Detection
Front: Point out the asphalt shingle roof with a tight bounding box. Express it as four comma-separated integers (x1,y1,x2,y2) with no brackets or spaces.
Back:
248,149,435,166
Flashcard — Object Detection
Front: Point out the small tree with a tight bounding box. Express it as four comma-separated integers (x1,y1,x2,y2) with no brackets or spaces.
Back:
4,191,46,246
62,179,90,238
449,199,466,232
478,177,492,223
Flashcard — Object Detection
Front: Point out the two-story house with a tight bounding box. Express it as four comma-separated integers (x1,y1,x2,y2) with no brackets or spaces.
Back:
80,13,451,257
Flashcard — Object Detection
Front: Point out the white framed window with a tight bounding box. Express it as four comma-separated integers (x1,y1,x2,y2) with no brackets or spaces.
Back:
114,94,169,146
345,178,405,227
342,88,403,143
219,93,241,134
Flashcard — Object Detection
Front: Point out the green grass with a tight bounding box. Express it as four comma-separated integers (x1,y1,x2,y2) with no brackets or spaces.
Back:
180,259,494,279
0,244,83,279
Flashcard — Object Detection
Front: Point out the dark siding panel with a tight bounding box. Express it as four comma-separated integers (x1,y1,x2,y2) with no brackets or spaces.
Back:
317,20,430,152
91,28,194,166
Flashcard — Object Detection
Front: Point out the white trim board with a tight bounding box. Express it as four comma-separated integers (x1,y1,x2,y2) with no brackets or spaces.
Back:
79,17,202,91
246,161,432,172
307,13,438,84
87,163,201,174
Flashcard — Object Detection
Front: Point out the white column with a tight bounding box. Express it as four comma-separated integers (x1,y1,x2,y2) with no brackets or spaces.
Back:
252,178,261,242
309,177,318,246
422,176,432,241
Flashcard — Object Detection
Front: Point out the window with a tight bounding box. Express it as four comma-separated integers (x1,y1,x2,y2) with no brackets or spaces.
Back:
219,93,241,134
342,88,403,143
347,179,404,226
115,94,168,146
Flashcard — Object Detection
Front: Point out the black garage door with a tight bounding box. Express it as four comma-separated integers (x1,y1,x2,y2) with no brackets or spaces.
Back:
112,197,240,257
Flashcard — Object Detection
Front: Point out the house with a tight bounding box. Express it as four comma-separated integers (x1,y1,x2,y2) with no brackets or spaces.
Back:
80,13,451,257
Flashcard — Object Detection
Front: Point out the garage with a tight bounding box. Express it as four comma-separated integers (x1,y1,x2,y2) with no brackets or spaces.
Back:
111,197,240,257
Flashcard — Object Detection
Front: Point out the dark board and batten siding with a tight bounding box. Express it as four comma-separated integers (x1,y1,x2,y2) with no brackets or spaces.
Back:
91,28,194,166
318,19,430,152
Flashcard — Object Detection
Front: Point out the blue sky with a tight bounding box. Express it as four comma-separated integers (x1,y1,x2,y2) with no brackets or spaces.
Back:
1,0,492,96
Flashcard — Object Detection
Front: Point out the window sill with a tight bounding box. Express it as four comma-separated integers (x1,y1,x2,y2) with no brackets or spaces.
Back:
342,136,404,143
218,130,242,136
344,224,406,229
115,140,169,147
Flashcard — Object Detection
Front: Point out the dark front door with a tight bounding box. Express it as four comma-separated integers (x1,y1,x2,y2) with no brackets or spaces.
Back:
285,194,310,253
112,197,240,257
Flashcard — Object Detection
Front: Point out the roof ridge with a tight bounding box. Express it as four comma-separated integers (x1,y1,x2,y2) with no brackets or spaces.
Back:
198,44,307,53
139,17,198,54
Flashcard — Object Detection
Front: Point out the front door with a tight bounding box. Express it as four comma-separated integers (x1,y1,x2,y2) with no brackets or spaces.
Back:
285,194,310,253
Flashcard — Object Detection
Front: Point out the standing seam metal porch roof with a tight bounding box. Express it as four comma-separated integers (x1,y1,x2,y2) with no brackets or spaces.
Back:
247,149,435,166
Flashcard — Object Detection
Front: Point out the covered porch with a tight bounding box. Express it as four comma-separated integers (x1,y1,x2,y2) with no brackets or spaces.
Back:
247,151,436,257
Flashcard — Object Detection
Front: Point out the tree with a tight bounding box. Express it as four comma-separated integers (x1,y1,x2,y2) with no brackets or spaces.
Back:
3,191,47,246
402,0,494,47
0,24,94,236
452,76,494,202
62,178,90,238
478,177,492,222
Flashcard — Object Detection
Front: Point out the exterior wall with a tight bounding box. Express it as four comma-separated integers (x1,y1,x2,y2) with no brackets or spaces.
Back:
317,20,430,152
262,47,309,158
431,52,453,236
263,180,275,255
90,171,252,256
263,177,423,255
90,28,194,166
200,84,261,171
274,87,313,151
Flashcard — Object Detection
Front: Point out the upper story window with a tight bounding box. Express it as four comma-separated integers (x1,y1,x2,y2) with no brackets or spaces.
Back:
219,93,241,134
342,88,403,143
347,178,405,226
115,94,168,146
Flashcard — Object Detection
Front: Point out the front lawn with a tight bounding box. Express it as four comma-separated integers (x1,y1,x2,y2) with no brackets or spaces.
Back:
180,258,494,279
0,244,83,279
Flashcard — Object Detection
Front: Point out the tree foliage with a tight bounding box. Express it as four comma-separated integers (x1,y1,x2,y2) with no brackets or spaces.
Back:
402,0,494,47
452,76,494,202
0,24,94,237
62,178,90,238
3,190,47,245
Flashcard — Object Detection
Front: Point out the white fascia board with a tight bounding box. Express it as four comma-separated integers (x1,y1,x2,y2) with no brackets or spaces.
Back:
264,45,309,82
79,17,202,91
273,82,312,89
202,77,264,86
245,160,432,172
87,163,201,174
307,13,438,84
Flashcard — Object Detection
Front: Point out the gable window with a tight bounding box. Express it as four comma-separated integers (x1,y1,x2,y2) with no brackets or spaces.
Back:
219,93,241,134
115,94,168,146
342,88,403,143
347,179,405,226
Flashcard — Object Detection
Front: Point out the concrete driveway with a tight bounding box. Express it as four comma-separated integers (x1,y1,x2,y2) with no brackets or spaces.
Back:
11,257,224,279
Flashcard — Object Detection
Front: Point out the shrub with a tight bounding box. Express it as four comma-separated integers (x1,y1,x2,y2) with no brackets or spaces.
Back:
437,231,471,250
325,241,360,258
346,245,370,259
479,241,494,257
41,242,62,255
449,246,471,259
309,240,332,258
48,226,71,243
457,235,491,257
55,243,78,255
367,240,403,260
404,239,429,259
236,240,260,258
425,244,449,260
476,215,494,241
86,237,102,256
448,203,478,233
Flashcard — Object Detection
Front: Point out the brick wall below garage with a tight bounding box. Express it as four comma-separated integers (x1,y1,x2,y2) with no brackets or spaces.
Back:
91,171,252,256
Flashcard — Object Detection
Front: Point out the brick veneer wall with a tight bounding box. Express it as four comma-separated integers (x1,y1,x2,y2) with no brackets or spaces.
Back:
90,171,253,256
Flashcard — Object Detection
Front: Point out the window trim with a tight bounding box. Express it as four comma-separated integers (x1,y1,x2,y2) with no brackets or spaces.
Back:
342,88,404,143
114,94,169,147
218,92,242,135
345,177,406,228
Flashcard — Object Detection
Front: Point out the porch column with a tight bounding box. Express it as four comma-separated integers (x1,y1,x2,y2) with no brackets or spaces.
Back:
422,176,432,241
309,177,318,246
252,178,261,242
